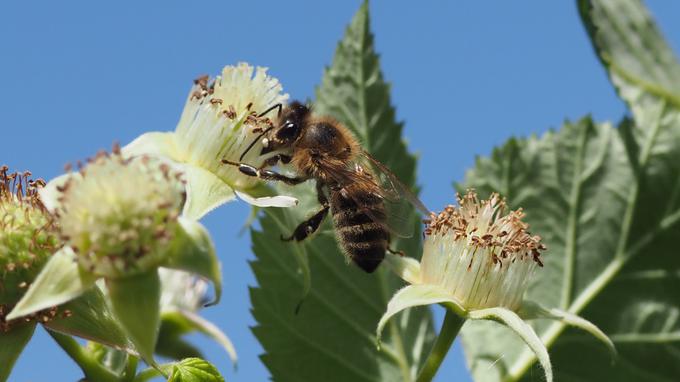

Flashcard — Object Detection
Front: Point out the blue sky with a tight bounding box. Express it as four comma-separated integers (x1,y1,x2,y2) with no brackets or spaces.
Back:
2,1,679,381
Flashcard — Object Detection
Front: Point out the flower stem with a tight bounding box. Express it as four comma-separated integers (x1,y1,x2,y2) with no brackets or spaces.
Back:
416,309,466,382
48,330,121,382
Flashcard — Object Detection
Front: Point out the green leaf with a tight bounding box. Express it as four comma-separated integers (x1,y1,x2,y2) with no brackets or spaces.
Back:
107,270,161,366
578,0,680,113
459,117,680,378
249,2,435,381
0,323,36,382
457,2,680,379
168,358,224,382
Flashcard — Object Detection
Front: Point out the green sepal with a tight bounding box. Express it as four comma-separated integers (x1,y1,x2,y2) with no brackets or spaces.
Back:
468,307,553,382
44,287,133,352
158,310,237,367
7,247,97,321
106,270,161,366
0,322,36,382
376,284,466,347
182,164,236,221
518,300,616,361
164,218,221,306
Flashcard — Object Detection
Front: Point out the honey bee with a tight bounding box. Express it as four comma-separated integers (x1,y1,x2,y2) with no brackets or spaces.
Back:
223,101,428,273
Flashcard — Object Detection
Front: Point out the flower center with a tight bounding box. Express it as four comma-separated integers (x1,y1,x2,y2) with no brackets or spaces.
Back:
56,148,185,278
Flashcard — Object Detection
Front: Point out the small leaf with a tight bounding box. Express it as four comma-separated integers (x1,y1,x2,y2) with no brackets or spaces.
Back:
0,323,36,382
168,358,224,382
468,307,552,382
181,164,236,221
107,270,161,365
377,284,464,346
164,218,221,306
7,247,97,320
44,287,133,352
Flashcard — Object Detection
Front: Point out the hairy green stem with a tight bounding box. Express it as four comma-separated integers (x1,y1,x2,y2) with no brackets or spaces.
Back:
48,330,120,382
416,310,466,382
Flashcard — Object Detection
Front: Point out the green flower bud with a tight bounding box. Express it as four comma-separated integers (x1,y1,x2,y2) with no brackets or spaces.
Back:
0,166,60,331
55,148,185,278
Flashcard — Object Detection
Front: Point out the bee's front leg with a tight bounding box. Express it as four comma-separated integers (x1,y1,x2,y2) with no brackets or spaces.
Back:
222,159,305,185
259,154,292,168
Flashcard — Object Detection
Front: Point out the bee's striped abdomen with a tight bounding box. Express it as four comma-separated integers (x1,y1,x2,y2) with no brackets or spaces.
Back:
330,189,389,273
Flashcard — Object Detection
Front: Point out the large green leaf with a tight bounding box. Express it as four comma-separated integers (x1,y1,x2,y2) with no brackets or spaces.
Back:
458,1,680,379
249,2,435,381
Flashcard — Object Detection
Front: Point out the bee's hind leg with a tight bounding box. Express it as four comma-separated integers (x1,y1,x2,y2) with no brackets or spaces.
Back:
281,206,329,242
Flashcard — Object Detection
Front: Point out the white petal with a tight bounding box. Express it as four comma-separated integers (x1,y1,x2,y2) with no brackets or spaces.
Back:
235,190,298,208
122,131,180,161
383,253,422,284
377,284,465,346
39,173,78,213
182,164,236,220
469,307,553,382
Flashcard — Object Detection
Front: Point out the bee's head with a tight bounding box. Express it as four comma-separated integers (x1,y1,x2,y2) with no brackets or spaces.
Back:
238,101,310,161
260,101,309,155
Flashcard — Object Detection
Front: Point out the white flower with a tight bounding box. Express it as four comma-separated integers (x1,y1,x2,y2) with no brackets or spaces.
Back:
124,63,298,220
419,192,543,311
378,191,615,382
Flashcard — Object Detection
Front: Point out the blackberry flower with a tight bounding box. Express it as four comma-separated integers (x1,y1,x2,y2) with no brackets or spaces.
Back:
378,191,615,382
124,63,297,220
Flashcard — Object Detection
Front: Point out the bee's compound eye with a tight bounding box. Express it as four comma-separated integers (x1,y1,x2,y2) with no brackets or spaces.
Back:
276,121,300,141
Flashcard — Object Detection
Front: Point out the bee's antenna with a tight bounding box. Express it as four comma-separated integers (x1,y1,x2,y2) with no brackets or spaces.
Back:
239,126,273,161
257,103,282,118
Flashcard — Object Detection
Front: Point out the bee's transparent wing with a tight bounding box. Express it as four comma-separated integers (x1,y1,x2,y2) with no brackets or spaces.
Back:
330,151,429,239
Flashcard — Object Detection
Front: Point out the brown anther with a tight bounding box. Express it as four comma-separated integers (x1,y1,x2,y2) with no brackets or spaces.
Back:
193,74,209,87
